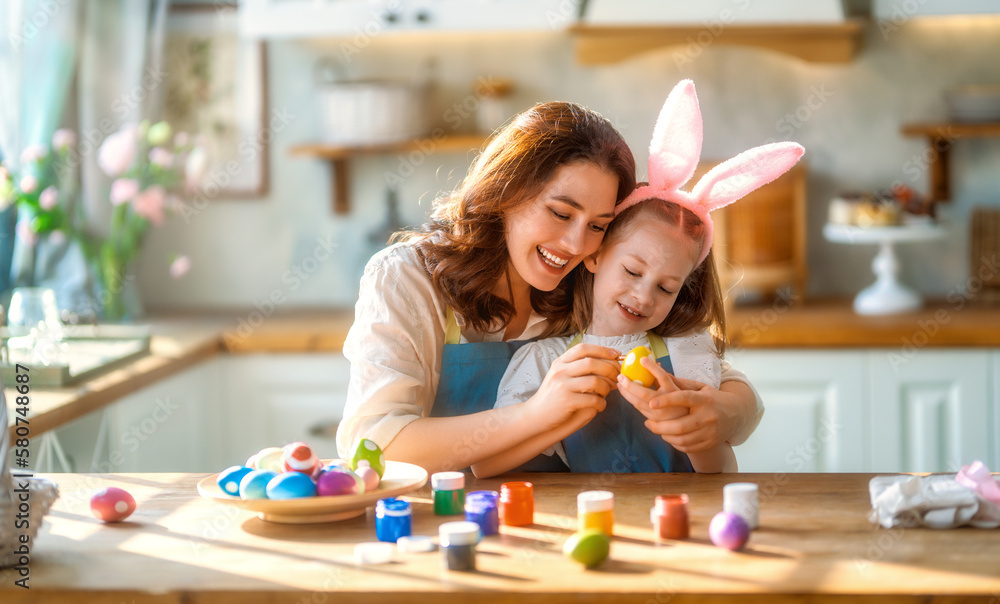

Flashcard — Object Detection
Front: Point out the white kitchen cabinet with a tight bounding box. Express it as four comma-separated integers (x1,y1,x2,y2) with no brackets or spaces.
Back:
219,353,350,463
869,350,991,474
725,350,868,473
239,0,580,38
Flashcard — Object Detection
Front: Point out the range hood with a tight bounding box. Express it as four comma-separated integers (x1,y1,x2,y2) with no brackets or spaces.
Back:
873,0,1000,18
584,0,845,25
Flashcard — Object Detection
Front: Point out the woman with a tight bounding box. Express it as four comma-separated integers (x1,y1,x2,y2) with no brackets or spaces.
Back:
336,101,761,474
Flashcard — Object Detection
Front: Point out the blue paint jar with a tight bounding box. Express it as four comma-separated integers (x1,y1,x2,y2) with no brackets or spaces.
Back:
375,498,412,543
464,490,499,536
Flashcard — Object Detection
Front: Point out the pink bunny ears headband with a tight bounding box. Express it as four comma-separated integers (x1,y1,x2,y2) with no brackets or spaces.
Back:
618,79,805,266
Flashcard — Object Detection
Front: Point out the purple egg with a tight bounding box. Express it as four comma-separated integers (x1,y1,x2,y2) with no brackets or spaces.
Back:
709,511,750,551
317,468,365,497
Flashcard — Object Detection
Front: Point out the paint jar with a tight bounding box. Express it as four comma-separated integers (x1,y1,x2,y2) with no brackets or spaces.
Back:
723,482,759,529
465,490,500,536
439,520,481,571
431,471,465,515
577,490,615,536
651,494,690,540
499,481,534,526
375,497,412,543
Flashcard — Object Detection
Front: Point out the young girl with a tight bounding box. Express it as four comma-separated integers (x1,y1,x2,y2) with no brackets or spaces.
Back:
473,79,804,477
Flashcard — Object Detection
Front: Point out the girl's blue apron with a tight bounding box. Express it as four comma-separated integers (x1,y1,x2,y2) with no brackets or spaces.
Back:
429,308,569,471
560,332,692,473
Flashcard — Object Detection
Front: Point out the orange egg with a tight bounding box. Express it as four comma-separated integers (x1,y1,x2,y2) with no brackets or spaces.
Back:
621,345,656,388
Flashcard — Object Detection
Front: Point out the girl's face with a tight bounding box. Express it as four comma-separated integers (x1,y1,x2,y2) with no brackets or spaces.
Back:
584,220,700,337
503,161,619,294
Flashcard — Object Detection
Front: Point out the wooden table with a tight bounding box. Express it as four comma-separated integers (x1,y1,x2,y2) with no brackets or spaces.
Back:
3,472,999,603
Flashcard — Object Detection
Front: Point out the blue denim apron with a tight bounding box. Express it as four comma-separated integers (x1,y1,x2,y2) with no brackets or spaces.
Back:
561,332,693,473
429,308,569,472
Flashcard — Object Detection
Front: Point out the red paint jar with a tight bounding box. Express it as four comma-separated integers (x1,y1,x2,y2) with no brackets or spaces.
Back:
499,481,533,526
651,494,689,540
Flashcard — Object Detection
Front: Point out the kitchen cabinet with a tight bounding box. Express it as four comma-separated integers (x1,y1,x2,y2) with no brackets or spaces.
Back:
239,0,580,39
728,348,997,473
725,350,868,473
901,122,1000,201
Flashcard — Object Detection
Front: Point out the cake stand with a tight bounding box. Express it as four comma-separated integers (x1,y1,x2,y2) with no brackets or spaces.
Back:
823,222,947,315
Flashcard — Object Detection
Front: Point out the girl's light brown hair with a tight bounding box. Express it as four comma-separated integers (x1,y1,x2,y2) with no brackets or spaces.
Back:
397,101,636,337
570,199,728,355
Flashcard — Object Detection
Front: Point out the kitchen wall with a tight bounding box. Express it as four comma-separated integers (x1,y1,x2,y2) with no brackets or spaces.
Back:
139,14,1000,313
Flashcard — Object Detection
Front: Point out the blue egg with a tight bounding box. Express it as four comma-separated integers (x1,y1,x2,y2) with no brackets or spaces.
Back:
266,472,318,500
240,469,278,500
217,465,253,496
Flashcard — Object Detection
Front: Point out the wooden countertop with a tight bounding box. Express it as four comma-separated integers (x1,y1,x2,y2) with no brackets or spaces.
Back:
4,472,999,602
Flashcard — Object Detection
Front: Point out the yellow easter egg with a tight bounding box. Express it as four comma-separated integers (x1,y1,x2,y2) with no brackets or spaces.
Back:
621,345,656,388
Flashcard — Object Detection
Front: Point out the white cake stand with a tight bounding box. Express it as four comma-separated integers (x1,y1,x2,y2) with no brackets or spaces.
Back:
823,222,947,315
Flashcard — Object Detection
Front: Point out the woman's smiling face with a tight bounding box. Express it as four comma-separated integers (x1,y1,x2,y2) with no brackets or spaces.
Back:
503,161,619,295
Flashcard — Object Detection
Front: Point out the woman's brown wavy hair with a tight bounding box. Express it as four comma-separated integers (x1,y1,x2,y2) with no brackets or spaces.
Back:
570,199,728,356
397,101,636,337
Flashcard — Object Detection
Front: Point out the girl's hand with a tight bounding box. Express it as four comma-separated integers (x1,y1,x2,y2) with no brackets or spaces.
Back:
524,343,620,431
617,356,695,424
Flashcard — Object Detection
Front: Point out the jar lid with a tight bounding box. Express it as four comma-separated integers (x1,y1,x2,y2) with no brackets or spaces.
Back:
376,497,412,516
354,542,394,565
396,535,436,553
500,481,533,495
723,482,759,498
439,521,481,546
431,471,465,491
654,493,689,513
464,491,498,512
467,490,499,503
578,490,615,513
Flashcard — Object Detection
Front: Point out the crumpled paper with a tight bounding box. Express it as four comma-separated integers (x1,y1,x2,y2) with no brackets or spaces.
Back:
869,462,1000,529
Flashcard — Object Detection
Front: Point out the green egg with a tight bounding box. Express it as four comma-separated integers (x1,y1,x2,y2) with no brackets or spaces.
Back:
563,529,610,568
350,438,386,478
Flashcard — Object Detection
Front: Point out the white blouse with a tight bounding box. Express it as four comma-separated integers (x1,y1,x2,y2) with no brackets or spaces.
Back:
336,242,763,457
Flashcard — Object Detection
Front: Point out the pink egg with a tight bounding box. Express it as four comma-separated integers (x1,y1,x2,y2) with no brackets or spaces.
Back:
356,465,380,491
709,511,750,551
316,468,365,496
90,487,137,523
282,441,320,477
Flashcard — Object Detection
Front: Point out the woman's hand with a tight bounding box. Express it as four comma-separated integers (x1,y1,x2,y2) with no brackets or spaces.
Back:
524,343,620,431
618,356,750,453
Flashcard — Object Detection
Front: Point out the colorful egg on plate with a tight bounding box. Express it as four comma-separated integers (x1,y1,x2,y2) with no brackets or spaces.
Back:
709,511,750,551
282,441,321,477
621,345,656,388
217,465,253,496
355,465,380,491
266,472,318,500
350,438,386,478
317,467,365,497
250,447,284,472
323,459,352,472
239,469,278,500
90,487,137,523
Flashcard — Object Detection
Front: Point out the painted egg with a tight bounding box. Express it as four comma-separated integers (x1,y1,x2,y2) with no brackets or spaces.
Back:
621,345,656,388
709,511,750,551
250,447,284,472
323,459,352,472
350,438,386,478
239,469,278,500
282,441,321,477
217,465,253,496
356,465,380,491
266,472,318,500
563,529,610,567
316,467,365,497
90,487,136,523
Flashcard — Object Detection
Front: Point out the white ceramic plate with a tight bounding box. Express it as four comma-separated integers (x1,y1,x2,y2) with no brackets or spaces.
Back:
197,460,428,524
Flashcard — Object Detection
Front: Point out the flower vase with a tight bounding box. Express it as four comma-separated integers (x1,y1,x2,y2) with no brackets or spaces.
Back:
96,249,142,323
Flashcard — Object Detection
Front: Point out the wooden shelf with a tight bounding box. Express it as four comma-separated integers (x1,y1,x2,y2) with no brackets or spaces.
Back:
570,19,865,65
290,134,489,214
901,121,1000,201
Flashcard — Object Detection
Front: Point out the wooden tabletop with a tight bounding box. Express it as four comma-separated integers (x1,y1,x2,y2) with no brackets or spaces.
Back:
4,472,999,602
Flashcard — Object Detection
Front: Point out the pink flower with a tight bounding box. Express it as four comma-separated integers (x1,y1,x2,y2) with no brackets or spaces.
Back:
20,144,47,164
19,174,38,194
149,147,174,168
39,186,58,210
15,220,36,246
98,128,137,177
52,129,76,152
110,178,140,205
132,185,167,226
169,255,191,279
174,131,190,147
